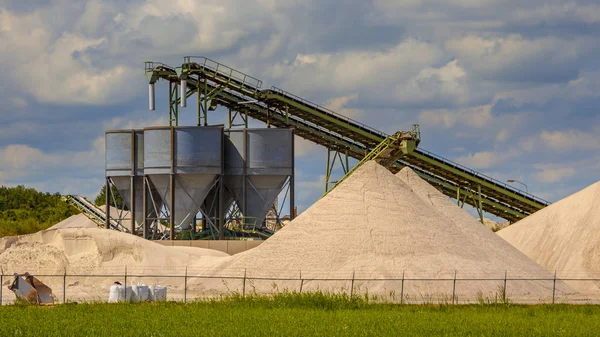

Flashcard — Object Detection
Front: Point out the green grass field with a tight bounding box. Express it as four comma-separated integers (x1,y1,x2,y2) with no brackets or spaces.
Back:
1,293,599,336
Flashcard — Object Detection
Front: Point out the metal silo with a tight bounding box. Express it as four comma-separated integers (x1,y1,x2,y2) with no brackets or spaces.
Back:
224,128,295,228
143,126,224,239
105,130,164,236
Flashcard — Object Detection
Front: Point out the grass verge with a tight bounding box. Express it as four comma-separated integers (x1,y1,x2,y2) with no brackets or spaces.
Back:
0,292,599,336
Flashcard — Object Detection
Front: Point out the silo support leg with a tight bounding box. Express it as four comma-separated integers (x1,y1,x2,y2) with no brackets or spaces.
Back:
130,175,136,235
169,174,175,240
218,177,225,240
324,149,351,193
142,177,148,239
105,177,111,230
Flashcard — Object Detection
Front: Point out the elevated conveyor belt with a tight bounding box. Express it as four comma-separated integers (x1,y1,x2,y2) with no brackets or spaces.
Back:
63,195,127,231
145,58,550,222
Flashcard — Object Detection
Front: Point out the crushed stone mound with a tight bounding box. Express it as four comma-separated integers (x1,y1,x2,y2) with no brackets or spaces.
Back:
0,228,228,302
198,162,570,301
498,181,600,293
48,214,99,230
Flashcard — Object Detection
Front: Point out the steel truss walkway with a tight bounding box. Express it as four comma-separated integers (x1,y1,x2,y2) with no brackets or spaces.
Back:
62,195,127,231
145,57,550,223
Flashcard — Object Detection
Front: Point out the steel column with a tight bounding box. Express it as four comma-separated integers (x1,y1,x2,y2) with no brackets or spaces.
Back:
105,177,111,229
290,130,295,220
169,126,175,240
242,128,248,222
142,176,148,239
169,82,179,126
129,131,136,235
478,185,484,224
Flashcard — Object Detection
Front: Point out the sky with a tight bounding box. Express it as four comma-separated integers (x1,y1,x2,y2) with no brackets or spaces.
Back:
0,0,599,220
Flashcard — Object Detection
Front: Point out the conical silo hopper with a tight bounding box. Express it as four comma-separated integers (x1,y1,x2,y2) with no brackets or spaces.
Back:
224,128,294,226
105,130,164,234
143,126,223,231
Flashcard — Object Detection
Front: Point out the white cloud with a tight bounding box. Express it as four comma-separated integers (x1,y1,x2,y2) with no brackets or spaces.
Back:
0,8,136,105
539,129,600,151
272,39,444,99
11,97,28,109
419,104,493,129
455,149,520,169
512,3,600,24
496,129,509,142
395,59,470,106
455,151,497,169
294,136,320,157
324,94,361,119
534,166,576,183
519,137,537,152
445,34,589,83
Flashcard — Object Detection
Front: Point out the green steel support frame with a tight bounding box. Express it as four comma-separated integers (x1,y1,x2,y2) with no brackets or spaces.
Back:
144,57,551,223
324,149,351,193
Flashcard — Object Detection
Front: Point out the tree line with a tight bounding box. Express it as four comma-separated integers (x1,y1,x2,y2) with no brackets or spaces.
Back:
0,185,79,236
0,184,127,237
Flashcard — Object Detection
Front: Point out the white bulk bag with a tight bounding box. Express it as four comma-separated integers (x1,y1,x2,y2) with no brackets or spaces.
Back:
149,285,167,302
133,284,150,302
108,285,123,303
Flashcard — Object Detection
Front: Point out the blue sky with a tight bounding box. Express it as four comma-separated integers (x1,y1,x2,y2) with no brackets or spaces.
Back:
0,0,599,219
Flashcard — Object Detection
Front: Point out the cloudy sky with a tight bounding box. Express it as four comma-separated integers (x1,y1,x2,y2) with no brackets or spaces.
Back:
0,0,599,218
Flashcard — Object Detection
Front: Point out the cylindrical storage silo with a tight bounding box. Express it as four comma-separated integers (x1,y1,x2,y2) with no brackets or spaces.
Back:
224,128,294,226
106,130,164,234
105,130,141,233
144,126,223,230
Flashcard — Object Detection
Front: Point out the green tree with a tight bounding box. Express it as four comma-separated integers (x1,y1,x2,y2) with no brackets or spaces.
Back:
0,185,79,237
94,185,128,210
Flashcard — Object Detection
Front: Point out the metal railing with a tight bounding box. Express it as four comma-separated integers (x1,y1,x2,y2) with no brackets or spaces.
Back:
269,86,385,138
1,268,599,305
145,58,549,210
268,86,547,206
184,56,263,93
413,149,551,205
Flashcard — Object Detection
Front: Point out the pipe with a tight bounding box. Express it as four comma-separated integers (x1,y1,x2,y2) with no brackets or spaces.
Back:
149,83,155,111
180,79,187,107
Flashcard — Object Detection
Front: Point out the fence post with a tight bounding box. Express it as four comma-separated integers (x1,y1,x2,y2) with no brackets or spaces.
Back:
184,267,188,303
503,270,507,303
299,270,303,294
63,267,67,304
350,270,355,298
400,271,405,305
552,271,557,304
1,266,3,306
124,266,128,300
452,271,457,305
242,269,246,297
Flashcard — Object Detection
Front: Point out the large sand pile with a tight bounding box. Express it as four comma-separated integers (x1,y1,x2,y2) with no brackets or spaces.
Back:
0,228,227,301
48,214,99,230
199,162,569,301
498,181,600,293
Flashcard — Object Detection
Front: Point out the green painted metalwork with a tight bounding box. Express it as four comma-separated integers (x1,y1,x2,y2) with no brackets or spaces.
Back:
169,82,179,126
407,151,543,212
323,132,417,197
144,57,550,222
324,149,352,193
414,174,525,222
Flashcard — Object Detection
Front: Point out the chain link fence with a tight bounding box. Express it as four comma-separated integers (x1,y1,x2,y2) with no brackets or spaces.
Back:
1,267,599,305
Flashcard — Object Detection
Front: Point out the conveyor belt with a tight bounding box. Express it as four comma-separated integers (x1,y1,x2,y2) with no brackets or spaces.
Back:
144,58,550,222
63,195,127,231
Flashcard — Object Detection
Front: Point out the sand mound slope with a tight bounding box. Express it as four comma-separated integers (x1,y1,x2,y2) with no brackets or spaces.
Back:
498,181,600,292
200,162,568,300
48,214,99,230
396,167,540,261
0,228,225,274
0,228,228,302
